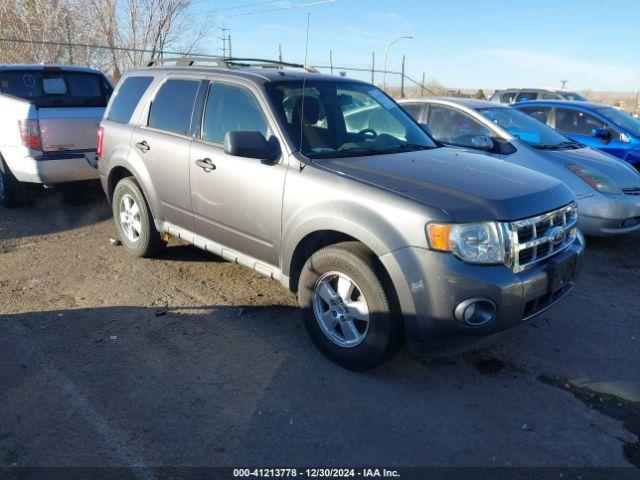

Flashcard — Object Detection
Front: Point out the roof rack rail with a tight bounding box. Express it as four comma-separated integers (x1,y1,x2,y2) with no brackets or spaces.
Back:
146,56,318,73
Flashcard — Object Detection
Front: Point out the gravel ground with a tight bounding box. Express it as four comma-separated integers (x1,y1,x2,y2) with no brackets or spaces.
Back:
1,184,639,475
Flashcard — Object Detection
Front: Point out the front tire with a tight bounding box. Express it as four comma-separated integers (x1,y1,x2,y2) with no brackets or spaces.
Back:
0,158,27,208
112,177,164,257
298,241,403,371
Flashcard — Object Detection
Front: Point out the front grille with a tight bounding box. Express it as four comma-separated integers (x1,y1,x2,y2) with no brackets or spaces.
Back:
508,203,578,273
622,187,640,196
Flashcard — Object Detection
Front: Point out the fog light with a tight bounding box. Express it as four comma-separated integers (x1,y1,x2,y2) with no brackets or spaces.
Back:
454,298,497,326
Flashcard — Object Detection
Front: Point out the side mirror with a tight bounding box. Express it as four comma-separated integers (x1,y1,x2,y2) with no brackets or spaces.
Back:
224,131,276,161
494,138,517,155
592,128,612,140
470,135,494,151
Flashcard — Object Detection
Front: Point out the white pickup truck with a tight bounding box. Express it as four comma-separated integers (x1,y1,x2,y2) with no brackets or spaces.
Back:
0,65,113,207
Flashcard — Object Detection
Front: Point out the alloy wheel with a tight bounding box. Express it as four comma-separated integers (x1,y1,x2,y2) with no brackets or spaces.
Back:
119,193,142,243
312,271,370,348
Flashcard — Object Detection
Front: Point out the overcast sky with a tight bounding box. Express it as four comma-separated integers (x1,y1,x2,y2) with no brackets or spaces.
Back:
192,0,640,92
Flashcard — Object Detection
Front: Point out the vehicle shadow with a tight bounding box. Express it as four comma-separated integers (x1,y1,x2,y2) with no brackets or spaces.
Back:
583,230,640,269
1,303,630,467
0,181,111,241
155,244,226,263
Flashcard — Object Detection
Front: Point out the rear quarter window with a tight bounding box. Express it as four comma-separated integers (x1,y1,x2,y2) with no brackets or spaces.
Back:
107,76,154,124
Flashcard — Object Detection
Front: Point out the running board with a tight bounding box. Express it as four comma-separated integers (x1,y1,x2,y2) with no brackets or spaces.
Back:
155,220,281,281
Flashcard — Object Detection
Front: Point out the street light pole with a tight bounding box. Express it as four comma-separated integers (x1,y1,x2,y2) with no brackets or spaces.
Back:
383,36,413,92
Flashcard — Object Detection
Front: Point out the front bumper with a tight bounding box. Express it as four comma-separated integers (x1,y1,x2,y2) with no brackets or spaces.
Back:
577,193,640,236
6,151,99,184
379,235,585,357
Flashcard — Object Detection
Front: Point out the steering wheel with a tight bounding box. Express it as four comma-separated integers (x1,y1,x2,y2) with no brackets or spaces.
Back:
357,128,378,141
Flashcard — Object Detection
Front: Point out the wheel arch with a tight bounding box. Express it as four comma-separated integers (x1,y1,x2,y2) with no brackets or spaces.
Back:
284,218,400,294
105,157,160,219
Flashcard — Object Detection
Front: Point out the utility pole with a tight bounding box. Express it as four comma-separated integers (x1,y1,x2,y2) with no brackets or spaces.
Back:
278,44,283,62
228,34,232,58
329,50,333,75
400,55,406,98
634,89,640,117
421,72,425,97
371,52,375,84
218,23,230,58
64,10,73,64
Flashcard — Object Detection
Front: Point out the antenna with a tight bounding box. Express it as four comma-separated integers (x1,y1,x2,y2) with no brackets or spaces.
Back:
299,12,311,155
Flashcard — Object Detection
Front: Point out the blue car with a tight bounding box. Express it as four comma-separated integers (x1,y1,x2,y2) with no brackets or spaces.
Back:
513,100,640,169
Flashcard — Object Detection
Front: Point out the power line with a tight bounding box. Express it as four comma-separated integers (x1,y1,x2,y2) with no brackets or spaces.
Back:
191,0,282,11
0,37,215,57
219,0,335,18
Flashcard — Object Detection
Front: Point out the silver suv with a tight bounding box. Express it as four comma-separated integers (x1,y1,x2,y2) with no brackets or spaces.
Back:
490,88,586,104
98,58,585,370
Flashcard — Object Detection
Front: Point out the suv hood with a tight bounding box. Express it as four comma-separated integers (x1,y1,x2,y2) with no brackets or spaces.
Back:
319,148,574,222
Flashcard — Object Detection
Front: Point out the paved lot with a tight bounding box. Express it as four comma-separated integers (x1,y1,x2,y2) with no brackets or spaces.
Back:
1,184,639,473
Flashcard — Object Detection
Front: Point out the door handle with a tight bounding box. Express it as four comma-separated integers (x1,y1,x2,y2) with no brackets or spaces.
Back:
136,140,150,152
195,158,216,172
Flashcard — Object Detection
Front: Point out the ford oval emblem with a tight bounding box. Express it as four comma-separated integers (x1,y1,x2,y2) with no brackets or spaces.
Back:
547,226,564,246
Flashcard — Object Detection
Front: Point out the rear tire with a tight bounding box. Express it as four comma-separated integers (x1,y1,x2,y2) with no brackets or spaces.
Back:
0,158,27,208
112,177,164,257
298,241,404,371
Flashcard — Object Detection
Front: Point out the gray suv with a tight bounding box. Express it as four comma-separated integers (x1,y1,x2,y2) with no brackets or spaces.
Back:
98,58,585,370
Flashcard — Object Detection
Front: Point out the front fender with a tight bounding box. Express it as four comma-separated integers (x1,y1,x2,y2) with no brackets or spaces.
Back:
281,205,402,278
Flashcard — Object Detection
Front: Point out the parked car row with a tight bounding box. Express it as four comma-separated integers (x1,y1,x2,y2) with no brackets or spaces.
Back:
399,97,640,235
1,59,638,370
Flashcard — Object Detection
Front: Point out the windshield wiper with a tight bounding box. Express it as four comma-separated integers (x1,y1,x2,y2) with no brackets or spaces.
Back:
534,141,583,150
382,143,435,153
337,147,386,156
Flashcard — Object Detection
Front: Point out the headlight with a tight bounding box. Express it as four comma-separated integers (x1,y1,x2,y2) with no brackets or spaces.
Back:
427,222,506,264
565,164,621,195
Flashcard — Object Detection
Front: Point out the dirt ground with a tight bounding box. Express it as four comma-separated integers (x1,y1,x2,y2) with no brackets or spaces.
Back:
1,184,640,476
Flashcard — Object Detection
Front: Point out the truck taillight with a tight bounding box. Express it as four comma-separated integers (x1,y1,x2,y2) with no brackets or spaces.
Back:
97,125,104,158
18,120,42,151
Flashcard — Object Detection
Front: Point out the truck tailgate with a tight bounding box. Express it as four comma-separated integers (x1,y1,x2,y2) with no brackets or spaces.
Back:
37,107,104,152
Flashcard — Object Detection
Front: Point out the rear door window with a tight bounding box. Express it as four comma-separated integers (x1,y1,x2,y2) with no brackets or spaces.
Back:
0,70,112,108
107,76,153,124
201,83,269,144
148,79,200,136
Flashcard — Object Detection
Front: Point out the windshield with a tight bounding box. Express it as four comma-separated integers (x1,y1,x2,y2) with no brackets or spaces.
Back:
266,80,437,158
595,107,640,137
0,70,112,108
479,107,578,149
